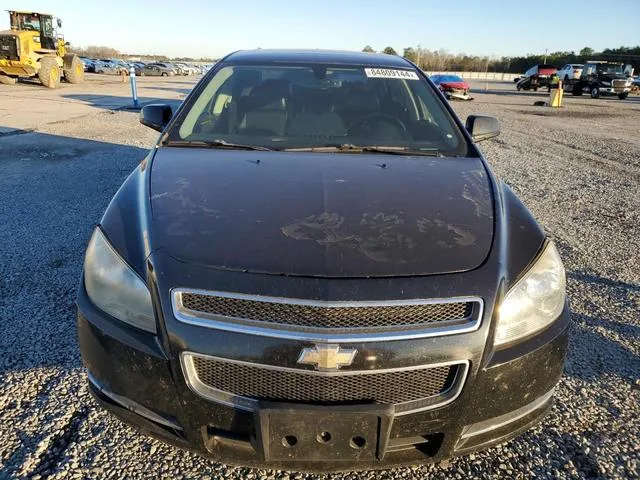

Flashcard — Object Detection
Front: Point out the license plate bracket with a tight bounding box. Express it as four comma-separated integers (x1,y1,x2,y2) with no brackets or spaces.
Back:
255,402,394,462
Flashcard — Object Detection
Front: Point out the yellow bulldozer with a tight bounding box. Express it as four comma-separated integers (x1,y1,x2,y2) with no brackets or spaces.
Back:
0,10,83,88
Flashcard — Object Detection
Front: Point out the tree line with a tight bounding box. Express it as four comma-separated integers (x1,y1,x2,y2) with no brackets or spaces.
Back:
362,45,640,73
68,45,215,63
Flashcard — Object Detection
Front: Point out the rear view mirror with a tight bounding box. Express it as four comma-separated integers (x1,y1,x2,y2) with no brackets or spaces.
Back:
140,104,173,132
465,115,500,142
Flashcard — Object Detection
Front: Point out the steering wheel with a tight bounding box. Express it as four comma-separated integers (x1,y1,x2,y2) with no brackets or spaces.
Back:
348,113,407,136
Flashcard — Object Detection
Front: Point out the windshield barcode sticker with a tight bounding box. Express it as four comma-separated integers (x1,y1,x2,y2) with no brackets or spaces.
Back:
364,68,420,80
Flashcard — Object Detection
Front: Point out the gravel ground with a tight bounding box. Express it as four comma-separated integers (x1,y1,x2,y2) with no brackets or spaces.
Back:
0,81,638,479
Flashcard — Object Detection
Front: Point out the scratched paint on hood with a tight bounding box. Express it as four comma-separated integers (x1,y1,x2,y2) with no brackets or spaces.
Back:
149,149,494,278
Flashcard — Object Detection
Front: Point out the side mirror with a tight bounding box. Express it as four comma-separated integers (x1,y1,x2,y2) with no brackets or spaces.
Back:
466,115,500,142
57,18,62,28
140,104,173,132
64,41,70,46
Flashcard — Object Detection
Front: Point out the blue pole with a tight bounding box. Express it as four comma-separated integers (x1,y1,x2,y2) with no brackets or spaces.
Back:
129,66,139,108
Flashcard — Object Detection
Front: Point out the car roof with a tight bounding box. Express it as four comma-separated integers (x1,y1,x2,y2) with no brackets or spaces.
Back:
224,49,413,67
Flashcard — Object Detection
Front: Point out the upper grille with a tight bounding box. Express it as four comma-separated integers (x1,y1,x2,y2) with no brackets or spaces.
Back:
187,354,457,410
178,291,473,331
0,36,19,61
612,79,628,89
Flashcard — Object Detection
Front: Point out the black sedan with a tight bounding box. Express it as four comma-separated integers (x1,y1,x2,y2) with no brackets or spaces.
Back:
77,49,569,472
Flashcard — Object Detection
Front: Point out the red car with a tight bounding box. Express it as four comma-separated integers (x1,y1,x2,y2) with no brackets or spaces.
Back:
430,74,472,100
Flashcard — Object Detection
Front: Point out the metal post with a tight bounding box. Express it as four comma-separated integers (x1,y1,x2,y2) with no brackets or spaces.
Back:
416,44,421,70
129,66,139,108
485,58,489,91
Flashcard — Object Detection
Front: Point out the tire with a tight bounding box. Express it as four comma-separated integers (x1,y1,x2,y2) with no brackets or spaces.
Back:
0,74,17,85
97,70,104,74
38,57,61,88
590,85,600,99
533,86,538,92
161,72,168,77
63,54,84,84
618,92,629,100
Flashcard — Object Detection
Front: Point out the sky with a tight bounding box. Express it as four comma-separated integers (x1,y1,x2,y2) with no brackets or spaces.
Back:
2,0,639,59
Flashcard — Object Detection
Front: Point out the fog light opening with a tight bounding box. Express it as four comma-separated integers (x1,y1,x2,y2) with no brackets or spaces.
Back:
282,435,298,448
350,436,366,449
317,431,332,444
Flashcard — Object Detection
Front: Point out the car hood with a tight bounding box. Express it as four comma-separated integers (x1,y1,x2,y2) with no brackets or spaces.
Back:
149,149,494,278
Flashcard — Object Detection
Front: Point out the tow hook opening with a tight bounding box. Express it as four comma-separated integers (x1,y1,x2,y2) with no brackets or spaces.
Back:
350,436,367,449
282,435,298,448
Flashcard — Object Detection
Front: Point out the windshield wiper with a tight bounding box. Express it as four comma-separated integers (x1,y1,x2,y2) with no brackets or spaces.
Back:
163,139,274,151
284,144,443,156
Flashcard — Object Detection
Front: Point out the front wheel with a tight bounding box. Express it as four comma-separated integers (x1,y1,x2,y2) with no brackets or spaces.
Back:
161,72,168,77
618,92,629,100
516,84,522,91
590,86,600,98
38,57,61,88
63,54,84,84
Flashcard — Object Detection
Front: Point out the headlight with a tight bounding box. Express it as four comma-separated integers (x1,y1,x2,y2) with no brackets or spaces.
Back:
495,241,566,346
601,81,611,86
83,228,156,333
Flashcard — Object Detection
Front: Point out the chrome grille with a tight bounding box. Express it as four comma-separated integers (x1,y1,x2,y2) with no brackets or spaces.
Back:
177,291,473,330
183,354,465,414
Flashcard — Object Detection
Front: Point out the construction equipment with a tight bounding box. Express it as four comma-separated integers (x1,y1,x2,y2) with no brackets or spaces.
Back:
0,10,83,88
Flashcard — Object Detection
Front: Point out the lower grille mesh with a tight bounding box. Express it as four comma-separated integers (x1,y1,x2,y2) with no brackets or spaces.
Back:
190,356,455,405
180,292,473,330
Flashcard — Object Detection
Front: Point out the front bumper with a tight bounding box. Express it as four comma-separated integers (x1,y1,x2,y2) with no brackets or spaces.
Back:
77,284,569,471
441,88,473,101
599,86,631,95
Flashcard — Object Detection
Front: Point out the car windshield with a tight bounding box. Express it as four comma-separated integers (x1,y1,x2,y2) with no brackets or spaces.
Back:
596,64,624,75
436,75,464,83
167,63,467,156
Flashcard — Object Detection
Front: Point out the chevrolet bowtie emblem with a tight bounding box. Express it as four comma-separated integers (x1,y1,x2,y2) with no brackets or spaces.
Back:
297,344,357,371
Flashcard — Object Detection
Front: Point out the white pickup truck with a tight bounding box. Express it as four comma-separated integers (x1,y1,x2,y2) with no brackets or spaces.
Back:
556,64,583,81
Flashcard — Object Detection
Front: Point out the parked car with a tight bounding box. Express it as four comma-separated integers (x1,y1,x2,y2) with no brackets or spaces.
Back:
183,64,200,75
140,63,175,76
79,56,95,72
129,62,146,76
93,60,121,75
556,64,583,82
430,74,472,100
77,49,569,472
97,58,127,75
516,64,557,91
173,63,191,75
